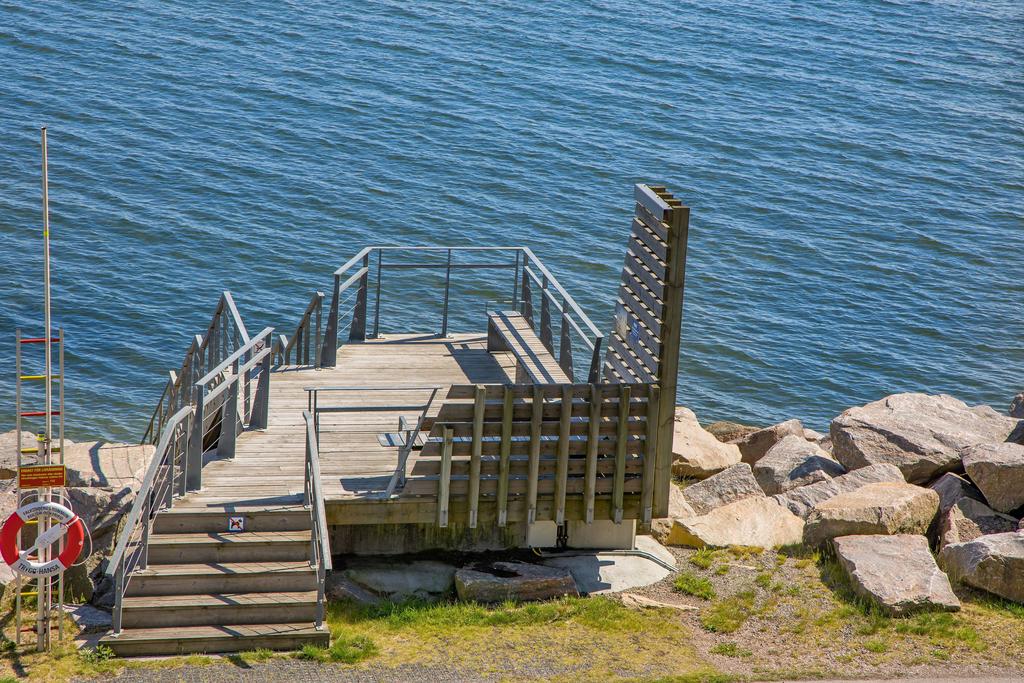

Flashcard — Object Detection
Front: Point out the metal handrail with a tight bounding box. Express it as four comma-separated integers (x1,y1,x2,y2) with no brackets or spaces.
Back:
274,291,325,367
320,247,604,381
143,292,251,445
303,411,331,630
106,404,194,635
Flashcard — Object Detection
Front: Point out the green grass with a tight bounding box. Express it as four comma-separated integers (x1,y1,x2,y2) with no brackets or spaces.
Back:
864,639,888,653
674,572,716,600
893,612,985,651
689,548,716,570
294,634,378,664
701,590,758,633
710,642,753,658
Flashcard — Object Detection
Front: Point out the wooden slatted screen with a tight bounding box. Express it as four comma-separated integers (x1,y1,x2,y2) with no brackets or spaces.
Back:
603,183,689,518
413,382,658,528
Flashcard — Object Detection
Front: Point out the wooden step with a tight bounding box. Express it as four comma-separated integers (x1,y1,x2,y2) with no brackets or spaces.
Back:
125,561,317,596
154,506,311,534
121,591,318,628
99,622,329,656
147,531,311,564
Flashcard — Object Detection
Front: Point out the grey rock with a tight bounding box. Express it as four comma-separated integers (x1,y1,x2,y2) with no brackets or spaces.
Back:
938,497,1019,549
830,393,1019,484
833,534,959,615
60,603,112,634
773,463,905,519
732,419,804,464
704,421,759,444
928,472,983,515
939,532,1024,603
803,428,826,442
681,463,764,516
0,430,38,478
803,481,939,546
753,435,846,495
651,484,695,543
671,407,742,479
326,574,383,605
1010,393,1024,419
658,496,804,549
962,442,1024,513
455,561,578,604
344,559,456,602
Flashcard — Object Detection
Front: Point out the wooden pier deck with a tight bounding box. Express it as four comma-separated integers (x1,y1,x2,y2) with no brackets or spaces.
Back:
178,333,518,515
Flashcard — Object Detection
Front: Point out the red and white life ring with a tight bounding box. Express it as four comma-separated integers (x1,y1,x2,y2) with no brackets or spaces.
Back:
0,501,85,577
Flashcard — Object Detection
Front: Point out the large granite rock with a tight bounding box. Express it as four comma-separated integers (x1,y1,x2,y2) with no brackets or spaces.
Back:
658,496,804,549
803,482,939,546
834,535,960,615
672,407,742,479
929,472,983,515
830,393,1019,484
962,442,1024,514
753,435,846,495
0,430,38,478
940,533,1024,603
773,463,905,519
1010,393,1024,419
651,484,694,543
733,419,804,465
938,497,1019,549
680,463,763,515
344,559,456,602
455,561,578,604
705,421,758,444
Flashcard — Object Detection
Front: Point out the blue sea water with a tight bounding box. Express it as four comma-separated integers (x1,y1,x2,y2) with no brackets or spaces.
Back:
0,1,1021,442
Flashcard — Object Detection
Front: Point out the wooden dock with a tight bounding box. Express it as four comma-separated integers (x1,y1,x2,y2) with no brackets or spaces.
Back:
102,182,691,656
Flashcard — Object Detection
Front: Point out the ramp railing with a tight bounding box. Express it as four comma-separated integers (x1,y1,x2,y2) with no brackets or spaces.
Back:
302,410,331,630
319,247,604,382
273,290,325,367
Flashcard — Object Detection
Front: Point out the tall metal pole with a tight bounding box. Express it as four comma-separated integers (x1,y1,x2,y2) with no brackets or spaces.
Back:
39,126,53,651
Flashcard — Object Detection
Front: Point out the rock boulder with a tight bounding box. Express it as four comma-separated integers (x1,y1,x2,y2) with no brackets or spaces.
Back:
928,472,983,515
671,407,742,479
803,482,939,546
1010,393,1024,419
455,562,578,603
658,496,804,549
939,533,1024,603
680,463,763,516
833,534,959,615
830,393,1018,484
753,435,846,495
344,559,456,602
962,442,1024,514
938,497,1019,549
705,421,758,444
773,463,905,519
733,419,804,464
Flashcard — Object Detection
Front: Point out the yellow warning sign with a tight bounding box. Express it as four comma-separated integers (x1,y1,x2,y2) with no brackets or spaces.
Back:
18,464,65,488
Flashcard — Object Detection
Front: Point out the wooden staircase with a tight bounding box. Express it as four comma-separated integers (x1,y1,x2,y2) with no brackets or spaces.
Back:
100,505,329,656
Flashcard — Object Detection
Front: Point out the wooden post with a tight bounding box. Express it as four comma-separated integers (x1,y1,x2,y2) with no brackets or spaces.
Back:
186,385,204,491
321,274,341,367
352,253,370,340
249,342,271,430
641,385,660,524
497,386,513,527
521,263,534,326
558,299,574,381
527,384,542,525
539,277,553,352
220,360,240,458
554,385,572,524
438,427,453,528
584,383,601,524
468,385,485,528
612,384,630,524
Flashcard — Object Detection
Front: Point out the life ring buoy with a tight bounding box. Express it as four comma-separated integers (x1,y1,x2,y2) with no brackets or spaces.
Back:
0,501,85,577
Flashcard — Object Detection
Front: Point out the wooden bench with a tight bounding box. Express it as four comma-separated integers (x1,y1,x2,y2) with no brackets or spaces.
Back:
486,311,571,384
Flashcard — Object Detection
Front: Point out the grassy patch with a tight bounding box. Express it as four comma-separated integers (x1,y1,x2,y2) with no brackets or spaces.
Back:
674,572,716,600
863,638,888,653
689,548,716,570
701,590,758,633
710,642,753,658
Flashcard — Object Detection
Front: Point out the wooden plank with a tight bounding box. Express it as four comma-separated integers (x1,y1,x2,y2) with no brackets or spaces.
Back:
527,385,542,524
422,395,649,425
423,417,647,439
640,384,660,524
410,455,645,479
447,383,651,401
617,294,662,344
630,220,668,261
468,385,485,528
634,202,671,243
419,434,647,458
613,384,630,524
620,265,665,314
437,427,453,528
402,473,644,497
607,338,657,383
634,183,672,223
584,383,600,524
497,386,513,526
623,256,665,301
628,239,667,279
554,384,571,524
610,330,660,377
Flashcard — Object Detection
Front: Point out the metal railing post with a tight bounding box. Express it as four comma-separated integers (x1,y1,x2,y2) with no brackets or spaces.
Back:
249,339,272,430
369,251,380,339
186,385,205,491
321,274,341,367
588,335,604,383
220,359,240,458
440,249,452,337
511,250,521,310
558,297,574,381
351,255,371,342
314,292,324,368
139,497,150,571
112,562,124,635
539,276,553,352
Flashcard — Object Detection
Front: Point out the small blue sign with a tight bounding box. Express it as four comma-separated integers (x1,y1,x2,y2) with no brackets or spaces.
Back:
629,319,641,345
